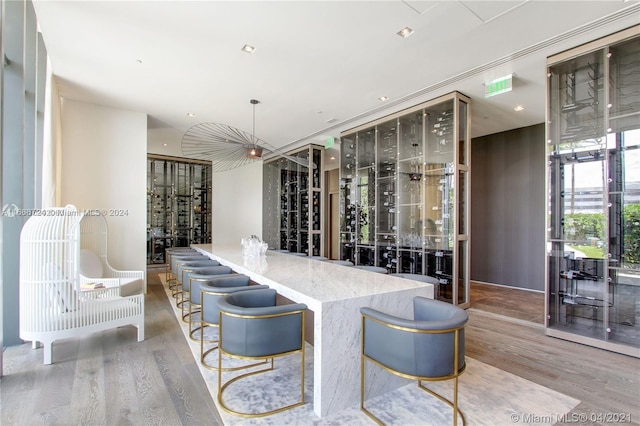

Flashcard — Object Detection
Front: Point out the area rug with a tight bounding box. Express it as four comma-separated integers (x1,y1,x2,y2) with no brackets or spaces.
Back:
159,274,580,425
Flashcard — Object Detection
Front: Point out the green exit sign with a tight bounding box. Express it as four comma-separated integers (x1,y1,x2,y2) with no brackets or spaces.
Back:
485,74,513,98
325,137,335,149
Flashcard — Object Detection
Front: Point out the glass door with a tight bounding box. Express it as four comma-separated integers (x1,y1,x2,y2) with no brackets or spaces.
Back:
607,37,640,350
339,135,356,262
147,158,173,264
376,119,398,272
356,127,376,265
425,100,456,303
398,111,425,275
607,129,640,349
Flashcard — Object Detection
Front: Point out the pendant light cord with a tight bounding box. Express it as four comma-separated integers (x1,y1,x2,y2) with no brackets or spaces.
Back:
250,99,260,146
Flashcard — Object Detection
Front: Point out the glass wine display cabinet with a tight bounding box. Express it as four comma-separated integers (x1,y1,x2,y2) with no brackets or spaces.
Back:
546,27,639,356
147,155,212,264
339,92,470,306
263,145,324,256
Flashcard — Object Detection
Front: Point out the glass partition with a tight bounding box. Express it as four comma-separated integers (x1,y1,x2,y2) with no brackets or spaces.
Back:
339,92,470,306
146,155,212,264
546,30,639,356
263,145,323,255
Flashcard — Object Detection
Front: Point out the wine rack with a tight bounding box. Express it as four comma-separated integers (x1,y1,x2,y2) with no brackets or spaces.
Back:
263,145,324,256
339,91,470,306
546,27,640,355
147,155,212,264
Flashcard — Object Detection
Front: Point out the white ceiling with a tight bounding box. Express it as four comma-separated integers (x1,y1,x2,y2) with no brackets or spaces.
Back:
33,1,640,162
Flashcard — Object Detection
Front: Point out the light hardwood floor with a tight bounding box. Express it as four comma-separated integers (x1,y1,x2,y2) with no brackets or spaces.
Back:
1,270,638,425
1,268,223,425
470,280,546,324
467,281,640,425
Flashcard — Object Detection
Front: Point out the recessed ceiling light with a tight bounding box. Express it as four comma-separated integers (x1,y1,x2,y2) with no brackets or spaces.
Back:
397,27,414,38
514,105,525,111
379,96,389,102
136,59,143,64
163,143,168,147
187,112,196,117
330,156,336,160
241,44,256,53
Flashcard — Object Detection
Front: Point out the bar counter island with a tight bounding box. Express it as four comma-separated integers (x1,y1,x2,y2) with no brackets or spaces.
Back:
191,243,434,418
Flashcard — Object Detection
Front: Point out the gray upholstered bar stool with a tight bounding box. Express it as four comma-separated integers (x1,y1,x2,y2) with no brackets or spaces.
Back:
217,288,307,417
180,265,232,322
165,247,197,268
354,265,388,274
360,297,468,425
165,248,198,284
167,252,208,298
175,259,221,303
196,275,269,366
169,253,209,293
391,273,441,299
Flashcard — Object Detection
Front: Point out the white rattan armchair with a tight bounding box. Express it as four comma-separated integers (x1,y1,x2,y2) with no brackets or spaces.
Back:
79,212,145,295
19,205,145,365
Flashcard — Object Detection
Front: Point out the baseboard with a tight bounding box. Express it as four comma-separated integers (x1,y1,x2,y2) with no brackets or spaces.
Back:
471,280,544,294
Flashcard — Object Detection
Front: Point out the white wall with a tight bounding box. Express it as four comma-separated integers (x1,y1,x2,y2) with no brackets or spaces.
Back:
60,99,147,276
147,127,184,158
211,162,262,246
41,65,62,208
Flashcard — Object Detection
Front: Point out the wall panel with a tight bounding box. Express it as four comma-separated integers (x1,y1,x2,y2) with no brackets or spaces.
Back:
471,124,545,291
60,100,147,277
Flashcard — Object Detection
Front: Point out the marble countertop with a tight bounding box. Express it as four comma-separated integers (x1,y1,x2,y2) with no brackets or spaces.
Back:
191,244,433,311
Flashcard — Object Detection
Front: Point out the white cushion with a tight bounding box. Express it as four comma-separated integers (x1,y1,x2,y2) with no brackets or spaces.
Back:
119,278,144,297
79,249,104,278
